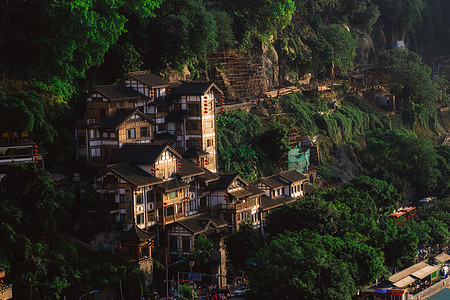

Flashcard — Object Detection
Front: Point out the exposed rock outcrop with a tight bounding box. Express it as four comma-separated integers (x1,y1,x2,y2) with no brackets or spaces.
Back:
330,144,363,181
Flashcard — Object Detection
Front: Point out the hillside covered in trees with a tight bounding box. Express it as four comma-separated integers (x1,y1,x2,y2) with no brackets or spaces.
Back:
0,0,449,299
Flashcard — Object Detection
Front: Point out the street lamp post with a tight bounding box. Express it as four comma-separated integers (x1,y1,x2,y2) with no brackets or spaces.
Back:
189,261,195,300
166,259,184,300
78,290,100,300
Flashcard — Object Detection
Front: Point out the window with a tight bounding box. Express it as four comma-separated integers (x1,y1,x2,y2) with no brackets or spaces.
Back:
90,130,95,139
136,193,143,205
78,134,86,146
169,235,178,252
111,132,116,138
205,120,213,129
126,128,136,139
147,190,155,202
102,132,108,138
188,121,199,130
147,212,155,222
175,141,182,149
189,200,197,211
189,139,199,148
158,105,169,113
119,194,125,203
91,148,100,157
208,102,213,110
166,206,174,216
140,127,149,138
188,104,200,116
176,123,182,131
182,236,191,252
206,139,213,147
136,213,144,224
158,123,166,131
169,190,178,199
176,203,183,213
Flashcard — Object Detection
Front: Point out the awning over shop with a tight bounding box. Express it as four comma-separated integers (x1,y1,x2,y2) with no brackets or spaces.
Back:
435,253,450,263
393,276,416,288
411,265,440,279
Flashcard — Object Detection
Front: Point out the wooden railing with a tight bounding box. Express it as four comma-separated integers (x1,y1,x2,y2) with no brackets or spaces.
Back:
210,200,256,212
235,200,256,211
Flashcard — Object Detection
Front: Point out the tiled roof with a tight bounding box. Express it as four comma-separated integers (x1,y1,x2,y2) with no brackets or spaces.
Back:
106,144,181,164
117,224,155,242
247,183,265,197
94,85,142,101
147,98,173,106
213,174,241,190
228,189,252,198
198,167,220,183
107,163,163,187
173,82,223,96
182,147,209,159
259,176,289,189
260,195,295,211
128,70,170,88
156,178,188,192
278,169,308,183
176,159,205,178
165,110,189,122
153,131,177,142
99,109,155,129
176,213,228,234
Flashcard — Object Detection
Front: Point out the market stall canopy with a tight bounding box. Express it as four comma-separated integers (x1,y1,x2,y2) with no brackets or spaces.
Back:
435,252,450,263
411,265,440,280
393,276,416,288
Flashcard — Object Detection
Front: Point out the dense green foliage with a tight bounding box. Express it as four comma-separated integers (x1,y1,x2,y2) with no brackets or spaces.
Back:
216,110,291,181
363,129,448,196
378,49,439,127
311,24,357,76
142,0,218,72
225,221,265,270
247,176,450,298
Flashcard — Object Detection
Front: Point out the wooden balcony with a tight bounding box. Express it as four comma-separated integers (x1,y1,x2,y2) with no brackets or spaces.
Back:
235,200,256,211
158,211,186,225
210,200,257,212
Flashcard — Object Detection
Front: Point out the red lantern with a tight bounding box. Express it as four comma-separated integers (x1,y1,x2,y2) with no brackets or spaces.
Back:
204,96,208,99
